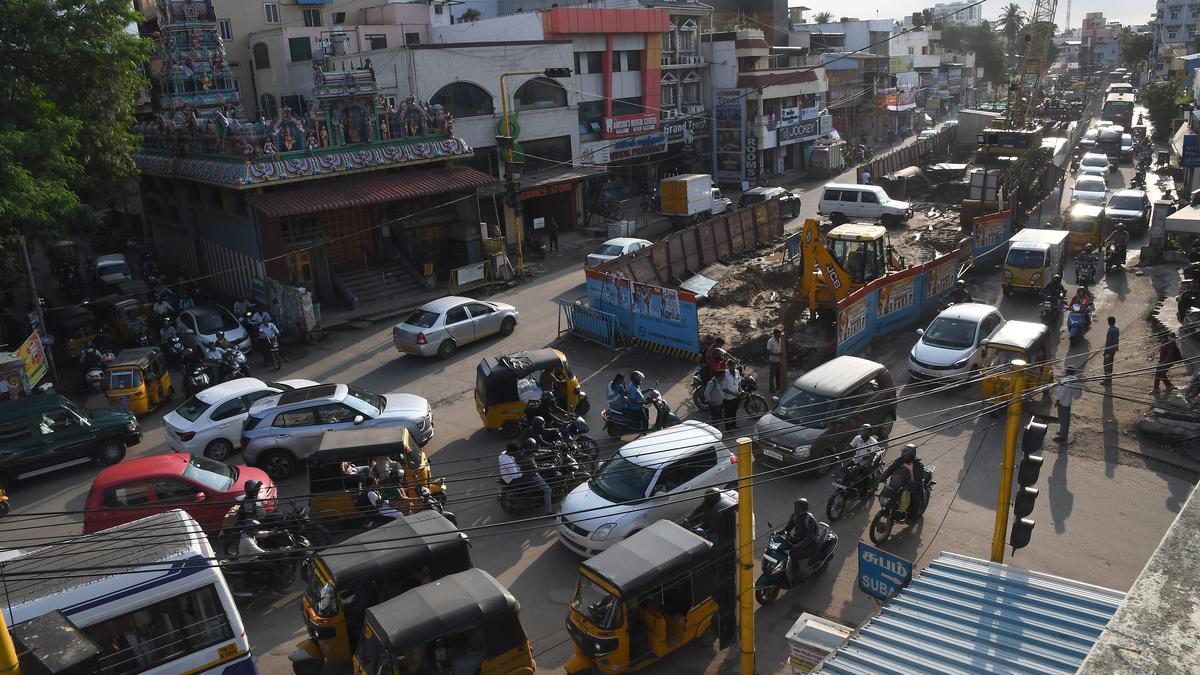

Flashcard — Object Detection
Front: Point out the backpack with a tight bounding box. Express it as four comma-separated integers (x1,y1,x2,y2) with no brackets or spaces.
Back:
704,377,723,407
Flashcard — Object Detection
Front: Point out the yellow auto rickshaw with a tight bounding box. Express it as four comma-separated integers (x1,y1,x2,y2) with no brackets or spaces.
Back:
1064,202,1105,253
353,568,535,675
307,427,448,529
475,349,589,438
88,294,149,345
293,511,472,674
565,520,722,674
980,320,1053,405
45,304,100,359
103,346,172,415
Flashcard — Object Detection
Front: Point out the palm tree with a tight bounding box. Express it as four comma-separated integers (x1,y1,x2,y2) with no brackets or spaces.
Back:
997,3,1026,56
814,11,834,24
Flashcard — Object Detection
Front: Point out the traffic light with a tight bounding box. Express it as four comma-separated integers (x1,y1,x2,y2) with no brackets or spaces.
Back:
1010,421,1047,552
544,67,572,78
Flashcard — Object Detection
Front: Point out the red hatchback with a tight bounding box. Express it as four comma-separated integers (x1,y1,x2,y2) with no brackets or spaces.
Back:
83,453,275,534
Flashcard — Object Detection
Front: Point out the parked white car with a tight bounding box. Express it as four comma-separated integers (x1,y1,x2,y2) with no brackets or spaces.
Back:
1071,175,1108,204
556,421,734,557
585,237,652,267
909,303,1005,380
163,377,319,459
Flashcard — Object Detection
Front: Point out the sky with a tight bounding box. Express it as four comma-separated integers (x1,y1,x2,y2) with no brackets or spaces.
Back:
798,0,1155,31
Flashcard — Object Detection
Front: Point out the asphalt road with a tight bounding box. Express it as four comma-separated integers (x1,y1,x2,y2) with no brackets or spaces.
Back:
2,129,1192,675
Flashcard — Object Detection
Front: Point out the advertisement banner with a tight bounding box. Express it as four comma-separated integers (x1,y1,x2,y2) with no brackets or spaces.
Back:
17,331,47,386
713,89,746,183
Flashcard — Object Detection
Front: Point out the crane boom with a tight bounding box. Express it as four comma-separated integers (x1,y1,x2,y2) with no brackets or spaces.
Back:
1006,0,1059,128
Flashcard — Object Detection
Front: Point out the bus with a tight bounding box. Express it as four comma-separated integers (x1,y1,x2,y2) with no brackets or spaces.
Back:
1,509,256,675
1102,93,1135,128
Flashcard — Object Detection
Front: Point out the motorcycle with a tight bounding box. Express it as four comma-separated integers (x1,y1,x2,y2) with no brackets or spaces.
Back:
216,502,331,559
221,532,312,599
264,335,283,371
1040,290,1064,326
825,448,886,521
1067,302,1092,345
1074,257,1097,286
498,449,590,514
753,525,838,605
868,465,935,545
602,386,681,437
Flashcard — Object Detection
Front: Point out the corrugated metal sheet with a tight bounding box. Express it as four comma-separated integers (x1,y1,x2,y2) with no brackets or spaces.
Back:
817,552,1125,675
252,166,499,218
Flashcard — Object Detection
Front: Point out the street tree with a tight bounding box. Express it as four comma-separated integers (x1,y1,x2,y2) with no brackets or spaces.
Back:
0,0,151,247
1140,80,1185,142
1119,30,1152,68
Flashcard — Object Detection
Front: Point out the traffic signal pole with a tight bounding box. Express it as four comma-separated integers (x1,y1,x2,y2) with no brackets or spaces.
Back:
735,436,755,675
991,359,1027,563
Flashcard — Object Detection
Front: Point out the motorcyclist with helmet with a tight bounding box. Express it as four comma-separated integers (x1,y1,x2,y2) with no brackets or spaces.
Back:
947,279,972,304
881,444,926,519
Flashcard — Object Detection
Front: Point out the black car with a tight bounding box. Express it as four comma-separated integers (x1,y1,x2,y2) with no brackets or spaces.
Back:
0,395,140,490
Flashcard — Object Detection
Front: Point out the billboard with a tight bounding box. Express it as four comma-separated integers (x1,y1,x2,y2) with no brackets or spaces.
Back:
713,89,746,184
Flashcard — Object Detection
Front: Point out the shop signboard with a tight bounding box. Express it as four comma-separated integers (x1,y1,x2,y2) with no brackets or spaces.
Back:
604,113,659,138
713,88,746,183
858,542,912,601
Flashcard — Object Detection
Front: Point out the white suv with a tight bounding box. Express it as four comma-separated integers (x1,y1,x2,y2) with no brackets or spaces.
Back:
556,421,734,556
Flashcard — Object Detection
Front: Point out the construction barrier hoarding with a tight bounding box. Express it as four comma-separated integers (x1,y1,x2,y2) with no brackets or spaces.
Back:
584,269,700,360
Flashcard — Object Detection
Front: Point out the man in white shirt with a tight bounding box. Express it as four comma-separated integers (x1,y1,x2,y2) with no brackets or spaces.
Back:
766,329,784,394
1054,367,1083,443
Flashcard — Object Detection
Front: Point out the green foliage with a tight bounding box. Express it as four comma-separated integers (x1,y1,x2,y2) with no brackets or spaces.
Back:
941,24,1009,84
1119,30,1153,67
0,0,151,244
1140,81,1182,142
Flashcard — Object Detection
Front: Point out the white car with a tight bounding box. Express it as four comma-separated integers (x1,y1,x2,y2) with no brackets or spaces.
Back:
586,237,652,267
163,377,319,459
1071,175,1108,204
556,421,734,556
1077,152,1112,177
909,303,1005,380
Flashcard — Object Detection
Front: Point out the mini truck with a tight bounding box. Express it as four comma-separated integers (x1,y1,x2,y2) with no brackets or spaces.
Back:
659,174,731,229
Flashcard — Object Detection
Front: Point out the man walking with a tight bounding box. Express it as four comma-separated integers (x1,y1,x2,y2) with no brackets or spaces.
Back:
1054,367,1083,444
546,216,559,253
1154,334,1182,393
1103,316,1119,385
766,329,784,394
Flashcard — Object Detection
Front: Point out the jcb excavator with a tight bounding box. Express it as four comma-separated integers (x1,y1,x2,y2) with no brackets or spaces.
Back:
792,218,907,317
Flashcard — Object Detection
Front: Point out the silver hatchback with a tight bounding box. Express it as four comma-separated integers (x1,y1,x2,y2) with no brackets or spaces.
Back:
240,383,434,479
392,296,519,359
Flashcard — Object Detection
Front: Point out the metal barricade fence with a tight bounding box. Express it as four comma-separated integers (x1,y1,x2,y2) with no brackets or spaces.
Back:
557,299,624,350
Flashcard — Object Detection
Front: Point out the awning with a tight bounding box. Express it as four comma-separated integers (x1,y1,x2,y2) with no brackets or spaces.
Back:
1167,205,1200,234
252,166,499,218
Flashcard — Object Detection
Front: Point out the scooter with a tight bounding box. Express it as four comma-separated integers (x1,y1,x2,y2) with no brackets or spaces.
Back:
602,387,681,437
825,448,886,521
1067,302,1092,345
868,465,935,545
753,524,838,605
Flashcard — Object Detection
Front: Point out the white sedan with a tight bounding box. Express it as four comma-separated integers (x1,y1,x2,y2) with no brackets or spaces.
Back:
556,421,734,556
163,377,318,459
585,237,652,267
1071,175,1108,204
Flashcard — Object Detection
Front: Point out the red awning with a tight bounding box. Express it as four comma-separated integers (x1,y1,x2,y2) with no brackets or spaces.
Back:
252,166,499,218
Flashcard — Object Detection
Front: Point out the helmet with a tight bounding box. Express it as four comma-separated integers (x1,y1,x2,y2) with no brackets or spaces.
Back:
793,498,809,513
242,519,260,532
531,416,546,431
521,438,539,452
630,371,645,384
712,348,728,362
244,480,262,497
1053,273,1062,282
900,443,917,461
703,486,722,507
